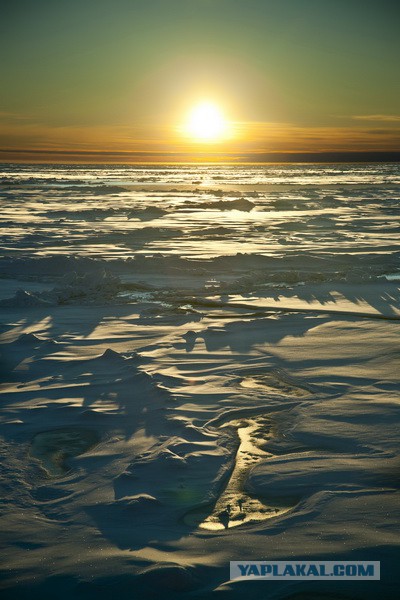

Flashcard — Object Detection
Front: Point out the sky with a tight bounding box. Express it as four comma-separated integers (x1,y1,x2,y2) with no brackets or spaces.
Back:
1,0,399,162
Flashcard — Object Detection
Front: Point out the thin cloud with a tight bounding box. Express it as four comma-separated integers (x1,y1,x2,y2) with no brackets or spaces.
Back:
1,119,400,158
351,114,400,122
0,111,34,121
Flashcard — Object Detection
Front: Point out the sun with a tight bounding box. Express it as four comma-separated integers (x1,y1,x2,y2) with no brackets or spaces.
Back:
184,101,229,142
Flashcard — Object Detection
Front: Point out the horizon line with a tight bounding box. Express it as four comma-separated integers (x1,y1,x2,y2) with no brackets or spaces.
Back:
0,149,399,165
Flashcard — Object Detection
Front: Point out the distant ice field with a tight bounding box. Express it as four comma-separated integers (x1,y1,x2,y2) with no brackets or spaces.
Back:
0,163,399,288
1,162,399,316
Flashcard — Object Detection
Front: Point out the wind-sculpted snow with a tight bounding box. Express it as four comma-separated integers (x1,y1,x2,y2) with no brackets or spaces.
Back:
0,163,400,599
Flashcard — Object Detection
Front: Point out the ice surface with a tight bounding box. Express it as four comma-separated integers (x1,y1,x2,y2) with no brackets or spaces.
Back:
30,427,100,477
0,163,399,599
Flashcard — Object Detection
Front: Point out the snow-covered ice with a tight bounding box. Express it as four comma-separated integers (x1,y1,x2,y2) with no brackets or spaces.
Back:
0,163,399,599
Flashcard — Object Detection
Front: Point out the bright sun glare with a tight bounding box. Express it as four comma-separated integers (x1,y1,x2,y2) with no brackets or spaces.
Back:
184,101,229,142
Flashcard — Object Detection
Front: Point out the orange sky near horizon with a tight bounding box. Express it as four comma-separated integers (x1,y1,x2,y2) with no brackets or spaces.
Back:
1,116,400,163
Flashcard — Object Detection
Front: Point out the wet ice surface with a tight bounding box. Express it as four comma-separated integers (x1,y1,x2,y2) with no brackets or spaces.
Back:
0,163,400,599
30,428,100,477
184,416,294,530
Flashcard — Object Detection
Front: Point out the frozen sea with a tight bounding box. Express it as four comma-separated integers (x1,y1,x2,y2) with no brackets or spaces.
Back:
0,162,399,599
